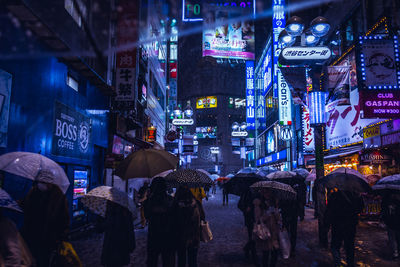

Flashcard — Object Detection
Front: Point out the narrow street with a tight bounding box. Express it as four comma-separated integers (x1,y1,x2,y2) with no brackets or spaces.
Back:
72,189,399,267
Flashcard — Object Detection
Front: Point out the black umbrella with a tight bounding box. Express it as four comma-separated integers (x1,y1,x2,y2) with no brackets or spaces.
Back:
266,171,304,186
319,167,371,193
372,174,400,192
250,181,297,200
164,169,213,188
224,172,266,196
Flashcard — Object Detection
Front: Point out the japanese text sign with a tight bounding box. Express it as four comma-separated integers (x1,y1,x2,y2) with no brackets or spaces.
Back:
302,106,314,152
246,61,255,129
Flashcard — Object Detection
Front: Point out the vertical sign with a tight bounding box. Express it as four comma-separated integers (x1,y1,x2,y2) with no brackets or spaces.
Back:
277,69,292,125
272,0,286,97
115,0,139,102
246,61,255,130
302,106,314,152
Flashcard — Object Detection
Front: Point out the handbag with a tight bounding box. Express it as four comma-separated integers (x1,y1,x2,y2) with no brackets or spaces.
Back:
252,220,271,241
49,241,83,267
278,229,291,259
200,220,213,242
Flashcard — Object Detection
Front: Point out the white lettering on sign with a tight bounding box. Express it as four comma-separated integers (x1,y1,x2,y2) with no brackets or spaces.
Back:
277,69,292,125
172,119,194,125
282,46,331,60
232,131,248,137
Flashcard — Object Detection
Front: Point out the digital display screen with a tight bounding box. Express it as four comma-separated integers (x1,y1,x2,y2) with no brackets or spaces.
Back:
196,126,217,138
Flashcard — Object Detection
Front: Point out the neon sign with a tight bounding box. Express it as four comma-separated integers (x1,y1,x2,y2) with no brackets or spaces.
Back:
246,61,255,129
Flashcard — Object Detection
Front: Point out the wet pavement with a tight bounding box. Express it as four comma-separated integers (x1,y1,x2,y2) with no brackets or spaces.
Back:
72,189,400,266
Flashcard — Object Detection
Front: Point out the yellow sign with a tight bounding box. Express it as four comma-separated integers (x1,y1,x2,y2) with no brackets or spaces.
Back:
196,96,217,109
363,125,380,139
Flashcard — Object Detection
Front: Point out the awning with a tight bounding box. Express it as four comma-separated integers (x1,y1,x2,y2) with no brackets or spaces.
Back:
306,145,362,166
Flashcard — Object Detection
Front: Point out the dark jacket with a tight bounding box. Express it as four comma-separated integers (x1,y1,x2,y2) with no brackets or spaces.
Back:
238,190,255,227
173,198,204,247
279,199,298,226
21,184,69,265
325,190,364,227
143,192,175,250
101,202,135,267
381,195,400,231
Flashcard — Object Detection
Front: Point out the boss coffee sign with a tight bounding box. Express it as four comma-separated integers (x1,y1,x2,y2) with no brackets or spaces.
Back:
52,101,91,159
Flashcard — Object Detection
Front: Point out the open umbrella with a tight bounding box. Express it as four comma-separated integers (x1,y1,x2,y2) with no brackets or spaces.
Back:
226,174,235,178
306,172,316,182
257,166,277,177
250,181,297,200
238,167,259,174
372,174,400,192
164,169,213,188
153,169,174,178
293,168,310,179
224,172,265,196
0,152,70,193
0,188,23,213
81,186,136,218
210,174,219,180
320,167,370,193
197,169,212,178
115,149,178,180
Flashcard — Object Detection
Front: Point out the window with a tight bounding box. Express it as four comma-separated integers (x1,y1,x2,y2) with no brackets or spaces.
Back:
64,0,86,27
66,74,79,92
170,43,178,61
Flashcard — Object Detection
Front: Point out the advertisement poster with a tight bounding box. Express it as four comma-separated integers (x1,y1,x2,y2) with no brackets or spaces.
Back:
52,102,91,160
325,66,350,111
325,90,381,149
202,4,255,60
363,39,397,88
0,70,11,148
196,96,217,109
361,90,400,118
302,106,315,152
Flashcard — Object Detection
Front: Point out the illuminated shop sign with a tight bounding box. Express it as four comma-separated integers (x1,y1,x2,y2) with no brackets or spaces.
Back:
277,69,292,125
256,149,287,166
196,126,217,138
302,106,314,152
308,91,328,125
172,118,194,125
232,131,248,137
280,46,331,63
362,91,400,118
246,61,255,129
196,96,217,109
272,0,285,97
359,36,400,89
263,46,272,95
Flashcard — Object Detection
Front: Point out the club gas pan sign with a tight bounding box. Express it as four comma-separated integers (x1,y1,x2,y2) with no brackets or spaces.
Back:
52,101,91,159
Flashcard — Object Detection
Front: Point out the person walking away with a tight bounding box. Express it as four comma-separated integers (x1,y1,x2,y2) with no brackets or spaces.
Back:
173,186,205,267
212,182,216,195
143,177,175,267
325,189,363,267
253,191,281,267
138,181,150,228
100,201,135,267
279,199,298,256
0,209,33,266
381,193,400,259
190,187,207,203
294,181,307,221
21,181,69,267
313,180,329,248
222,182,229,206
238,189,257,264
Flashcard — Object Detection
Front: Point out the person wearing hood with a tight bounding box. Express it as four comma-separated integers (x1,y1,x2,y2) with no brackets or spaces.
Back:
143,177,175,267
173,185,205,267
21,182,69,267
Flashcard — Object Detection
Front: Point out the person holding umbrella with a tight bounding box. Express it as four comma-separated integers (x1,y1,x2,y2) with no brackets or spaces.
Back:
143,177,175,267
325,188,364,267
381,193,400,259
173,185,205,267
21,180,70,267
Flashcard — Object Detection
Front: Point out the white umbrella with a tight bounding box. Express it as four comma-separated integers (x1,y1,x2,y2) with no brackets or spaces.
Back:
211,174,219,180
0,152,70,193
0,188,23,213
81,186,136,218
266,171,297,180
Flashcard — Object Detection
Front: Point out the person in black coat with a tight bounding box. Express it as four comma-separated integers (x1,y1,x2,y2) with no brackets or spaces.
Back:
325,189,363,267
143,177,175,267
381,193,400,259
101,201,135,267
173,185,205,267
238,189,258,264
279,199,298,256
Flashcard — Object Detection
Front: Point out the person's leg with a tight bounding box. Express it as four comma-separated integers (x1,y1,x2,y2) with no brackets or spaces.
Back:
187,245,199,267
147,246,159,267
270,249,279,267
161,249,176,267
290,219,298,254
176,245,187,267
343,223,356,267
261,251,269,267
388,228,399,258
331,224,343,267
318,218,329,247
226,193,229,205
395,230,400,258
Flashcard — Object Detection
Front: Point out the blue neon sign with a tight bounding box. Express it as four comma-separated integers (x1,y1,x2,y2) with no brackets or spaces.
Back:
246,60,255,130
272,0,286,97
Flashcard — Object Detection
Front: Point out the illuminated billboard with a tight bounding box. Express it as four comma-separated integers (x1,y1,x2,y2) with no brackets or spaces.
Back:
202,3,255,60
263,46,272,95
196,126,217,138
196,96,217,109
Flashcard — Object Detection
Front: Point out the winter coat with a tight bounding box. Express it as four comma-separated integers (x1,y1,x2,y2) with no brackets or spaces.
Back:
143,193,176,251
21,184,69,265
173,198,205,248
381,195,400,231
253,198,281,251
100,202,135,267
0,216,33,267
325,190,363,227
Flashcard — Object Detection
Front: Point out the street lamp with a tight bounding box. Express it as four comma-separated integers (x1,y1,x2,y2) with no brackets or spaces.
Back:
310,16,331,37
184,105,193,118
285,16,304,36
232,122,239,131
278,30,296,46
173,106,182,117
